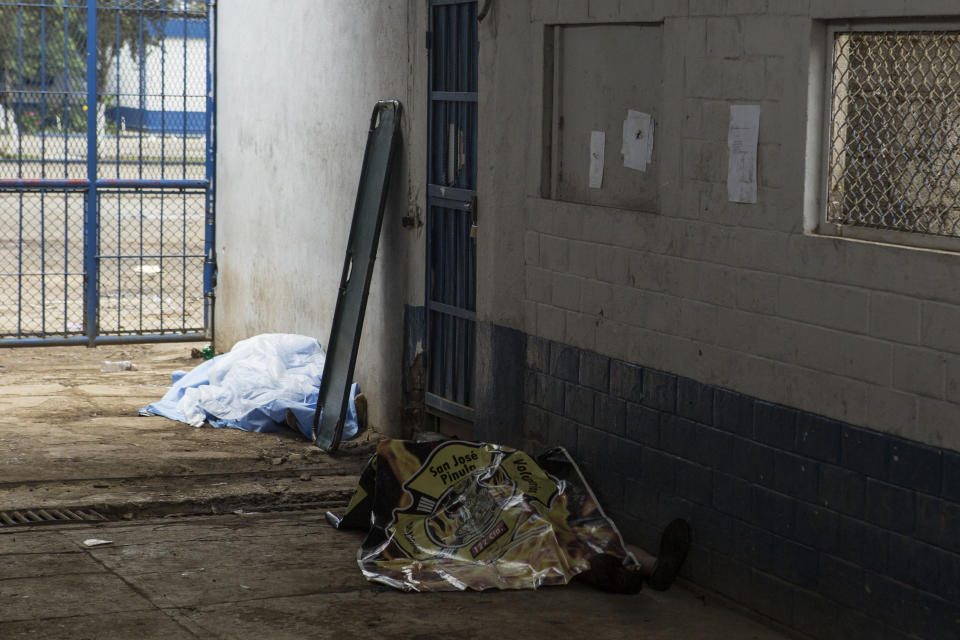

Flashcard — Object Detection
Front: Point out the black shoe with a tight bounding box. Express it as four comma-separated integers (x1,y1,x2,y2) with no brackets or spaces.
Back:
648,519,691,591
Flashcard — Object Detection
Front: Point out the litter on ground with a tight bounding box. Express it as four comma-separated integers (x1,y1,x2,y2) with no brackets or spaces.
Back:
139,333,361,441
82,539,113,547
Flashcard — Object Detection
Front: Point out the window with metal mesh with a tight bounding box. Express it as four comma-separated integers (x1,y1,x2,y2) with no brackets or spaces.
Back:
827,30,960,239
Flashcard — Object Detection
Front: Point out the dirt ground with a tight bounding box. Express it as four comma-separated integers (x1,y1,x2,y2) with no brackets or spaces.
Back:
0,342,792,639
0,342,368,510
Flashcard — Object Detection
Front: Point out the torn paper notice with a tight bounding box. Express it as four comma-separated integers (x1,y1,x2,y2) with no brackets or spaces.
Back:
727,105,760,203
589,130,605,189
621,110,654,172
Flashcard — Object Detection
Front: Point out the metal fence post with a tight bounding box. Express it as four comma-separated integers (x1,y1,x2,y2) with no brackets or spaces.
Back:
84,0,99,346
203,0,216,341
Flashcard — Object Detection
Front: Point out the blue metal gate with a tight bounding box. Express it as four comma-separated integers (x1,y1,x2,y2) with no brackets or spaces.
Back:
425,0,477,422
0,0,214,346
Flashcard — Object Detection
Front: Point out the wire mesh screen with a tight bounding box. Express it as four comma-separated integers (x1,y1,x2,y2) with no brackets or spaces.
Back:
97,189,204,334
96,0,207,181
827,30,960,238
0,190,86,337
0,2,90,180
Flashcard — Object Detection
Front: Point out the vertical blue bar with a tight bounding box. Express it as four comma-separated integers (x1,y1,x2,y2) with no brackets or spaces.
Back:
114,7,119,176
137,0,145,328
203,1,216,340
84,0,98,345
17,193,23,338
138,1,145,178
17,7,24,176
64,5,70,177
40,7,47,334
181,7,189,329
160,8,166,177
41,7,47,176
181,9,188,177
116,190,121,330
64,6,73,332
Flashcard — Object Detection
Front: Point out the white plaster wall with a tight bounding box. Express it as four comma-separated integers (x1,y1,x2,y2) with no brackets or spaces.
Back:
215,0,426,436
476,0,532,330
481,0,960,452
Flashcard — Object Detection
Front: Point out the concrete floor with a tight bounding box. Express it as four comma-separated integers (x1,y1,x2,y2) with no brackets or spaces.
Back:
0,343,792,639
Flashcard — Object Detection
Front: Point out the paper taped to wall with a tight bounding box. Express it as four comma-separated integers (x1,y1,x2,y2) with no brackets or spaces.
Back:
727,104,760,203
589,130,605,189
621,110,654,172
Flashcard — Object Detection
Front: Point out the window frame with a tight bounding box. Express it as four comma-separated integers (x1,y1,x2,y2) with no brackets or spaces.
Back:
819,20,960,253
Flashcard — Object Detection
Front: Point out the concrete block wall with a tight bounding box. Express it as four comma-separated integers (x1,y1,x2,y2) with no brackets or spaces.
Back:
474,0,960,636
520,336,960,639
511,0,960,453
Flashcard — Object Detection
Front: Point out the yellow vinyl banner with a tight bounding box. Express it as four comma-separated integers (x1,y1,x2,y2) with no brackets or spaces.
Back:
335,439,636,592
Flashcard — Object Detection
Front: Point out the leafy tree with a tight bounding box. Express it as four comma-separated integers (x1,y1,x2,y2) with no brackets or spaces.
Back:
0,1,207,131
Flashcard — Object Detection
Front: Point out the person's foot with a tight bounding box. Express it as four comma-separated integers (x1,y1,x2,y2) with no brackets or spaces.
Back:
582,553,645,594
354,393,368,433
648,519,691,591
284,408,300,433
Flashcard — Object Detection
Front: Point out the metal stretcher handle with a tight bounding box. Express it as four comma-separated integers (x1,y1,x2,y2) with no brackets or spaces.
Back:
370,100,401,131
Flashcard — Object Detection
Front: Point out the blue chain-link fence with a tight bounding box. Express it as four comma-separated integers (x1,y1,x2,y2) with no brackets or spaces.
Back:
0,0,214,345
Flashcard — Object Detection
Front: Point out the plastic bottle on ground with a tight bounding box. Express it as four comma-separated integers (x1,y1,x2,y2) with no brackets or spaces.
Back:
101,360,136,372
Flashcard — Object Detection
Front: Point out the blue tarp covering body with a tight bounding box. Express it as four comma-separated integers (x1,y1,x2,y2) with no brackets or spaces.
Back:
141,334,360,441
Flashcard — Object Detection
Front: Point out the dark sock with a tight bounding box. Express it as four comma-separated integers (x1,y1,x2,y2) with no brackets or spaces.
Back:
580,553,645,594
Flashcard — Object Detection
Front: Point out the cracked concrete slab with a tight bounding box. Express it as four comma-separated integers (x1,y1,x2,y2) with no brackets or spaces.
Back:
0,572,153,622
0,343,792,639
1,513,792,639
0,551,104,580
0,343,368,493
0,610,197,640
